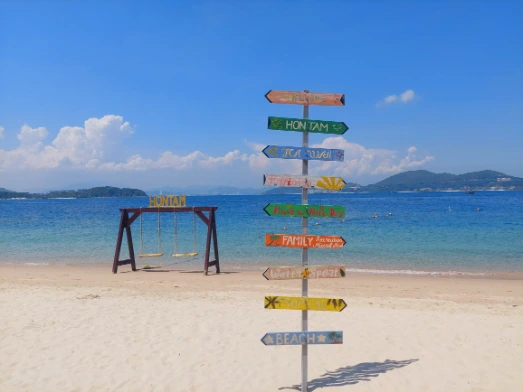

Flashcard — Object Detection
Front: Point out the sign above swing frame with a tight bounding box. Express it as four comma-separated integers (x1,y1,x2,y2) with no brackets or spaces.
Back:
148,195,187,207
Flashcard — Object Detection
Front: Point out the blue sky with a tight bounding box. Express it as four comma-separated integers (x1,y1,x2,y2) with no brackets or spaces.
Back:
0,1,521,191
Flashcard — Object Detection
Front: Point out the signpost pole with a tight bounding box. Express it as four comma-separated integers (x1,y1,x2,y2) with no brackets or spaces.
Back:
302,91,309,392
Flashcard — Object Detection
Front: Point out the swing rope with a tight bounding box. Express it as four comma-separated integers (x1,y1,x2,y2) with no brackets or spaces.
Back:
138,207,163,258
172,208,198,258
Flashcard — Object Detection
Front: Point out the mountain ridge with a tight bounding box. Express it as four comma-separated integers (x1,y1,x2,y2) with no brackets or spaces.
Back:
2,170,522,199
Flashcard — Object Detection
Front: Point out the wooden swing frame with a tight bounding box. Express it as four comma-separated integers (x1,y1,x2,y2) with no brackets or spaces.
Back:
112,206,220,275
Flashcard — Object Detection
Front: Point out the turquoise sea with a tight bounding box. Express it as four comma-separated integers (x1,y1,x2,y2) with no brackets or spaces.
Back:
1,191,522,275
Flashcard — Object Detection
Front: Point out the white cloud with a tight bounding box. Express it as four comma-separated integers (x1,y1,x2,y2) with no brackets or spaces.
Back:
377,89,416,107
384,94,398,104
0,125,4,139
308,136,434,178
0,115,435,190
400,89,415,102
18,125,48,146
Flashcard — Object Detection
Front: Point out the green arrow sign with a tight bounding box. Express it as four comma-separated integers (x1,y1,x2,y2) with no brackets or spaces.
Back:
268,117,348,135
264,203,345,218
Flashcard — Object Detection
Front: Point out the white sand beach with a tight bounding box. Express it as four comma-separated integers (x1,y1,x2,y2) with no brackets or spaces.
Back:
0,265,522,392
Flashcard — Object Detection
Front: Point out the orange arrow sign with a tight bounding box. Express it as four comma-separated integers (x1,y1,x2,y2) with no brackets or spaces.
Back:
265,90,345,106
265,234,346,249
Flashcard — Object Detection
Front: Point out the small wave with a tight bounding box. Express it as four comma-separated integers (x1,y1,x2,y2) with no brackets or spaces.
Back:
23,262,50,266
347,268,487,277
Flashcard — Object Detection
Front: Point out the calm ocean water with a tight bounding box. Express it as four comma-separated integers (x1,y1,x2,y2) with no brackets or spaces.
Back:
1,191,522,275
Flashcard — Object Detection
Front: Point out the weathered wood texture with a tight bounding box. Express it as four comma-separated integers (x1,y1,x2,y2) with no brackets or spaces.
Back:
261,331,343,346
268,117,348,135
264,203,345,218
265,90,345,106
264,296,347,312
264,234,346,249
262,266,346,280
263,174,346,191
262,145,344,161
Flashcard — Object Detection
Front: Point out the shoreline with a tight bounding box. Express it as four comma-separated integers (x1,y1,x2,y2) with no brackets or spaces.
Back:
2,261,523,280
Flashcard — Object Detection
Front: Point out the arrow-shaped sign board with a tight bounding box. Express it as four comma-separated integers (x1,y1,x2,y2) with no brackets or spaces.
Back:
264,203,345,218
261,331,343,346
262,145,344,162
263,174,346,191
262,266,346,280
268,117,348,135
264,296,347,312
265,90,345,106
265,234,346,249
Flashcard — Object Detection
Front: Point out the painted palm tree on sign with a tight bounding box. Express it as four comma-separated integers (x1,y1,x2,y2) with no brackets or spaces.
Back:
328,331,343,344
264,296,279,309
266,234,281,246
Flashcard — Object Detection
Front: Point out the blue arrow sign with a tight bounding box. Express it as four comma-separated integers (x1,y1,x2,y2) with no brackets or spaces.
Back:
261,331,343,346
262,145,344,162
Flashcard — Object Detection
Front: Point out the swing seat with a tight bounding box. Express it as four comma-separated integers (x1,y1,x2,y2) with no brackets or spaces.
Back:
172,252,198,258
138,253,164,258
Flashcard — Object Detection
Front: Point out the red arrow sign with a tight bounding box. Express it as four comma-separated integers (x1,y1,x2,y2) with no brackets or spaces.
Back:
265,90,345,106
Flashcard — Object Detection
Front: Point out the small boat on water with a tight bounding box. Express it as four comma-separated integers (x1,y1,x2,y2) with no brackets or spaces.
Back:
466,190,475,194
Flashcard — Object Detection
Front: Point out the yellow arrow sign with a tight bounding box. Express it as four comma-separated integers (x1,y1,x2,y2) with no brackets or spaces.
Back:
264,296,347,312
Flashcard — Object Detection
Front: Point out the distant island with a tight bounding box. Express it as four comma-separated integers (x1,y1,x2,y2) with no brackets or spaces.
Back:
2,170,522,199
356,169,523,193
0,186,147,200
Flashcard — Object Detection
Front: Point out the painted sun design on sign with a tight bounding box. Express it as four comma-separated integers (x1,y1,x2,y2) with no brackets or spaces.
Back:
316,176,346,191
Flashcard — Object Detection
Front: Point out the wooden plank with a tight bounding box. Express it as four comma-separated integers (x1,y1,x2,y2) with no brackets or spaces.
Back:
112,210,126,273
263,203,345,218
262,266,346,280
262,145,344,162
263,174,346,191
265,90,345,106
264,296,347,312
268,117,348,135
261,331,343,346
265,234,346,249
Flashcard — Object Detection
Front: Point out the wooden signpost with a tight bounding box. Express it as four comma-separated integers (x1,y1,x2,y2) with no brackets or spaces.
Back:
264,296,347,312
263,174,346,191
261,89,348,392
268,117,348,135
262,145,344,161
261,331,343,346
265,234,346,248
265,90,345,106
262,266,346,280
264,203,345,218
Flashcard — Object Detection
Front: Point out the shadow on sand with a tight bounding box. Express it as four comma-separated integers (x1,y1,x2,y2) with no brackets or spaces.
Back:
279,358,419,391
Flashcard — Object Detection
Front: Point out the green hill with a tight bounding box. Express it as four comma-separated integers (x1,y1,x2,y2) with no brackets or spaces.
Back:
0,186,147,199
363,170,523,192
